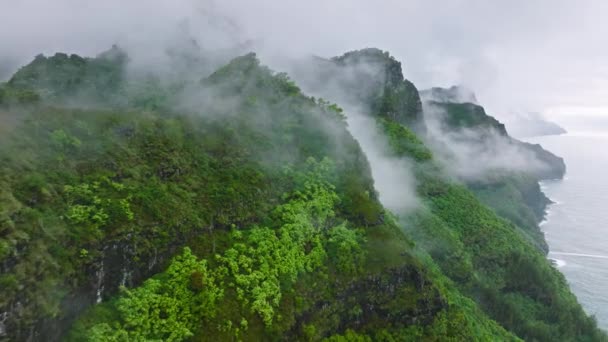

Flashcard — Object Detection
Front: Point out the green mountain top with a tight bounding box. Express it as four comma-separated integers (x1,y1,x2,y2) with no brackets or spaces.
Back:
0,48,603,342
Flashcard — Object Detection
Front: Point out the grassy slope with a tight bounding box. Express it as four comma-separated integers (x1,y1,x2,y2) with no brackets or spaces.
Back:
295,49,603,340
381,115,605,341
0,52,515,341
1,48,604,341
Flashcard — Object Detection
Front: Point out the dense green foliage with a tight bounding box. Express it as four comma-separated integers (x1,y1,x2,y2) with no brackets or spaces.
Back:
70,175,516,340
0,83,40,106
426,101,508,136
0,47,604,341
469,173,550,252
304,53,604,340
0,50,374,339
419,181,602,340
71,159,354,340
7,48,127,105
375,107,604,340
378,118,432,162
423,89,565,252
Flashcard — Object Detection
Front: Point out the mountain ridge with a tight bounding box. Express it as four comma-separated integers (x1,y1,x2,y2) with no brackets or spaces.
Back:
0,47,603,341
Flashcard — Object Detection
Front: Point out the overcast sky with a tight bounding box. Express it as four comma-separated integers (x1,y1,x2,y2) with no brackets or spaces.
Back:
2,0,608,128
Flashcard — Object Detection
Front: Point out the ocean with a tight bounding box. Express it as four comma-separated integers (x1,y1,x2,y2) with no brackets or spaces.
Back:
527,132,608,330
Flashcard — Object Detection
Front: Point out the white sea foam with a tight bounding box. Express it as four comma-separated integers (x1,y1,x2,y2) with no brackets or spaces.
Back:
528,134,608,329
549,258,567,268
550,252,608,260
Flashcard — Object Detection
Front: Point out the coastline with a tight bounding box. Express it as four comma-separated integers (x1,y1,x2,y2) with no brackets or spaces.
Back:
529,132,608,330
538,180,568,268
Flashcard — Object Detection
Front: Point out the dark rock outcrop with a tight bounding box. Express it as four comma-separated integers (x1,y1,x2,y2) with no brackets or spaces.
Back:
291,48,425,131
420,85,478,104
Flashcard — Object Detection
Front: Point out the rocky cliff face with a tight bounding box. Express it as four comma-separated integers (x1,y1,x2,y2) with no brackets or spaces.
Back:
420,86,565,253
0,50,452,341
291,48,425,131
420,85,478,104
425,101,509,135
422,88,565,181
0,49,603,342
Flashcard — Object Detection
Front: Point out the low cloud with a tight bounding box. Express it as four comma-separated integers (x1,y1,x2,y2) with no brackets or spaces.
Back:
287,55,421,214
346,108,420,213
423,102,552,180
4,0,608,120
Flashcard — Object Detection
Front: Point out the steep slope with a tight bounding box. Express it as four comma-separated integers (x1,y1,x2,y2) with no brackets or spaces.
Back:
405,90,601,340
294,50,605,341
6,47,127,106
1,47,604,341
0,51,517,341
422,89,565,252
424,99,565,179
291,48,425,132
420,85,478,104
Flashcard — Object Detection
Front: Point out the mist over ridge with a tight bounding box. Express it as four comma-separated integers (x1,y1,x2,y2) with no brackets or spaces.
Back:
6,0,608,122
1,2,606,341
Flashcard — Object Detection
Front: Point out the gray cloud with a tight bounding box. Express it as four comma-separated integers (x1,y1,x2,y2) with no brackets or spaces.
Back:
345,109,420,213
422,102,552,180
284,54,421,214
2,1,608,125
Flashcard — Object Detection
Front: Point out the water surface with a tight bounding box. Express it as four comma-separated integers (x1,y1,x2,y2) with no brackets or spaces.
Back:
528,133,608,329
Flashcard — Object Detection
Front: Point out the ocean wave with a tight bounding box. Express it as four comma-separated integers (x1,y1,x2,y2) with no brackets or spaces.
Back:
549,258,567,268
550,252,608,259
